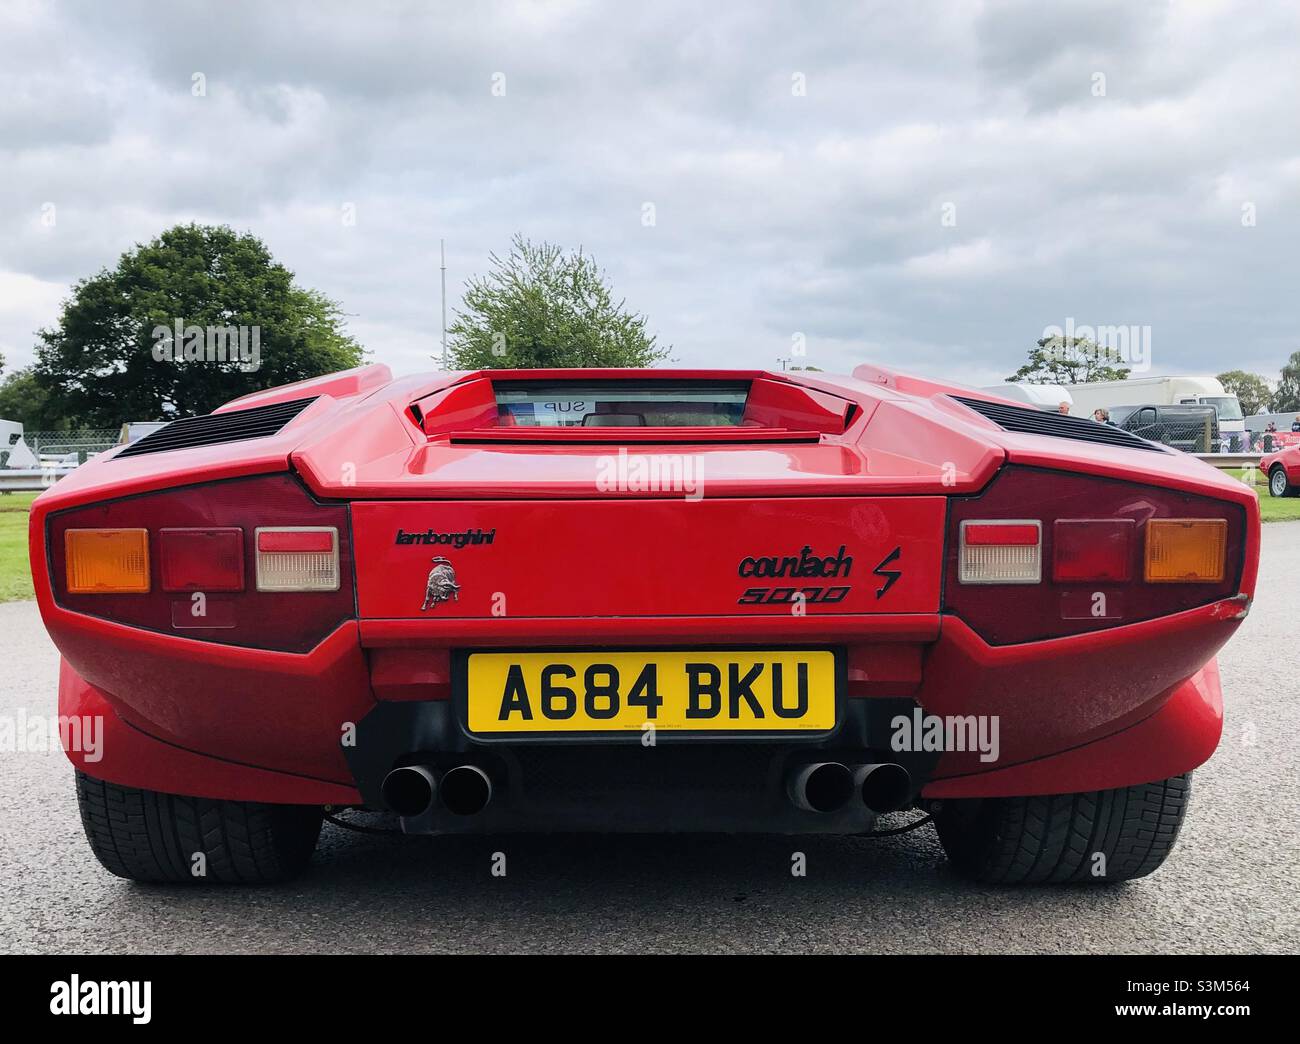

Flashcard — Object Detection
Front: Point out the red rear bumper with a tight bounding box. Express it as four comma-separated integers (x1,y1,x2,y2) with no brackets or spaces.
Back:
54,596,1240,806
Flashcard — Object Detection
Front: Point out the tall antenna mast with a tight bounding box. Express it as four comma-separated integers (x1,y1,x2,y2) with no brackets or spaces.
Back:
440,239,448,369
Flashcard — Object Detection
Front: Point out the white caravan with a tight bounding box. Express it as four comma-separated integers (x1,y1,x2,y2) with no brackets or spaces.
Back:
1063,376,1246,449
977,384,1073,412
1,420,38,468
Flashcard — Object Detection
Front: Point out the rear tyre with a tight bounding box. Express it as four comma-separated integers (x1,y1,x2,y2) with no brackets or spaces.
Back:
934,774,1191,885
75,771,323,884
1269,466,1296,497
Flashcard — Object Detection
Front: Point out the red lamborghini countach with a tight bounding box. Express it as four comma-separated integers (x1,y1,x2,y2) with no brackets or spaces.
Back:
30,364,1260,885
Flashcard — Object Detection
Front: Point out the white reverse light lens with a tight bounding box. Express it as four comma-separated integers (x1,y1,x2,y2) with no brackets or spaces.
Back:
958,520,1042,584
254,527,340,592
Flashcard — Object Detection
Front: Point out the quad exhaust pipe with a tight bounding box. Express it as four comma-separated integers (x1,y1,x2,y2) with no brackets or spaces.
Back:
787,762,855,813
380,763,494,817
787,761,912,814
439,764,494,816
853,762,912,814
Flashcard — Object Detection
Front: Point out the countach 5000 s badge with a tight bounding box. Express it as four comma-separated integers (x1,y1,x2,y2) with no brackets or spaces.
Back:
421,557,461,610
737,544,854,606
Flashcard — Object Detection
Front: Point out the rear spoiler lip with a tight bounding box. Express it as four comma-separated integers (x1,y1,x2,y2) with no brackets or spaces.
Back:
441,426,824,446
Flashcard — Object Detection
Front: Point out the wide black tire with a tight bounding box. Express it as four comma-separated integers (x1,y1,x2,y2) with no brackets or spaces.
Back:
75,771,323,884
935,774,1191,885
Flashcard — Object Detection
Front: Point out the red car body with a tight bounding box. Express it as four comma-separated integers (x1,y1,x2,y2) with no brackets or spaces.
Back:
31,363,1261,883
1261,441,1300,497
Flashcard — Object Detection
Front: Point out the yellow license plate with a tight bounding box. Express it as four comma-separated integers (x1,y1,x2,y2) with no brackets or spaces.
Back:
465,650,837,734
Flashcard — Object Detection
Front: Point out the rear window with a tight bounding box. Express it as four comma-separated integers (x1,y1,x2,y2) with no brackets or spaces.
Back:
494,380,749,428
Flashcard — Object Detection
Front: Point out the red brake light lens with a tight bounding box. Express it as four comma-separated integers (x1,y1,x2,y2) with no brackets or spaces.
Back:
159,528,245,592
257,529,334,553
1052,519,1134,582
963,523,1040,546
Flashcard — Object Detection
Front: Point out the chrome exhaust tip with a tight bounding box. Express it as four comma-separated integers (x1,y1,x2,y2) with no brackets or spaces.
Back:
787,762,854,813
439,764,494,816
381,764,440,818
853,763,912,814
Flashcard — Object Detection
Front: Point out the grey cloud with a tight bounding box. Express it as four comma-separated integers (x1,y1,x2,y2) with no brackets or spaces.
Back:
1,0,1297,386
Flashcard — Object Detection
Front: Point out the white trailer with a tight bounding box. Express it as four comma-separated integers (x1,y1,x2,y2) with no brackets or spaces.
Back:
976,383,1073,412
1062,376,1246,449
1,420,38,468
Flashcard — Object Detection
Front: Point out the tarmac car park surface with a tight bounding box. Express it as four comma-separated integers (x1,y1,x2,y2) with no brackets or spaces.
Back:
1,519,1295,954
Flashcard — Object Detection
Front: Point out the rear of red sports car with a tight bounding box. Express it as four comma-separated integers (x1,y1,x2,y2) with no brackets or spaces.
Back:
29,363,1260,885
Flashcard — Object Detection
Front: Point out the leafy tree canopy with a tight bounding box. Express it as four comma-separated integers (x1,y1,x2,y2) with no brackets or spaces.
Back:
1216,370,1274,415
1007,336,1131,384
447,235,669,369
0,366,70,430
1275,351,1300,413
33,223,365,427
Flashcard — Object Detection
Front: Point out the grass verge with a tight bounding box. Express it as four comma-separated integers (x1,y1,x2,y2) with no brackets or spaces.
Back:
0,492,37,603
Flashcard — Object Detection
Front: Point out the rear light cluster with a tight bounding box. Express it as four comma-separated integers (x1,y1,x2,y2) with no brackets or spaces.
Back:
958,516,1226,586
946,467,1245,644
49,474,354,652
66,525,340,594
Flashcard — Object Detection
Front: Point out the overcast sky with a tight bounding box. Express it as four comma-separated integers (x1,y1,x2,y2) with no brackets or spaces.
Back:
1,0,1297,387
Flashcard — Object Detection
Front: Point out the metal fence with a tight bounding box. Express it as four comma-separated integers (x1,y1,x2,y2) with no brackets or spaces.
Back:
1115,418,1220,453
14,429,119,465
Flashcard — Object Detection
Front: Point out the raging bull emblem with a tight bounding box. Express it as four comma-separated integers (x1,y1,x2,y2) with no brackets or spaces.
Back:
421,556,461,610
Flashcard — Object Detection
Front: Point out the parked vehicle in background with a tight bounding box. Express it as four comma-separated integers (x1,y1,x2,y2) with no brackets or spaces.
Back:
1,420,38,469
1109,404,1221,453
1260,443,1300,497
1065,376,1246,451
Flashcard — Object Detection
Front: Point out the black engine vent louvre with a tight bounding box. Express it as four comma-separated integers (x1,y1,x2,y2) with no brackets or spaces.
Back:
115,396,318,459
949,395,1167,453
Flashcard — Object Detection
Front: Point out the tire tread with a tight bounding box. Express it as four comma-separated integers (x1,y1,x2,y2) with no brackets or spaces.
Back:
936,773,1192,885
75,771,321,885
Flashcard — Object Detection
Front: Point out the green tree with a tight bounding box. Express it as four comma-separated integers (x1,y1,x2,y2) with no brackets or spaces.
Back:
1008,336,1131,384
1216,370,1274,415
1275,351,1300,413
0,366,69,429
447,235,669,369
33,224,365,427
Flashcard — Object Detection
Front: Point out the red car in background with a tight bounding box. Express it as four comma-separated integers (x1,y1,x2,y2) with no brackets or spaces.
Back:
29,364,1260,886
1261,441,1300,497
